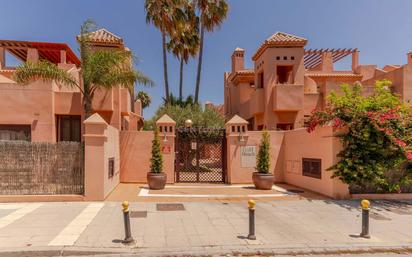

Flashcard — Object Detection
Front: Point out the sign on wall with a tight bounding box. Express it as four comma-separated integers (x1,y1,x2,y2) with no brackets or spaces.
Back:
241,145,257,168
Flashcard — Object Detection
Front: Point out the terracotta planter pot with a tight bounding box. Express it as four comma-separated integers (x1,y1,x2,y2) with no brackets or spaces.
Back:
252,172,274,190
147,172,167,190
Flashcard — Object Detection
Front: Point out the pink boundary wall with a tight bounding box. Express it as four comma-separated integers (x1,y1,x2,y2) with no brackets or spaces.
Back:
84,113,120,201
119,131,175,183
116,114,349,199
224,116,349,198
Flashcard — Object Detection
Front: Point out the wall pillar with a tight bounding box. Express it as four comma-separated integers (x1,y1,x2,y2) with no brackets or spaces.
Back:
352,51,359,71
225,115,249,184
320,52,333,72
155,114,176,183
0,47,5,69
83,113,108,201
27,48,39,62
60,50,67,64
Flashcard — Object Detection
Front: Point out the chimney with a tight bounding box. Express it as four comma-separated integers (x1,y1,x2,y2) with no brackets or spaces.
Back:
407,51,412,66
231,47,245,72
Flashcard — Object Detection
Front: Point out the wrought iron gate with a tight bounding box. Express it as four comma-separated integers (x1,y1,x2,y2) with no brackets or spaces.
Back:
175,128,226,183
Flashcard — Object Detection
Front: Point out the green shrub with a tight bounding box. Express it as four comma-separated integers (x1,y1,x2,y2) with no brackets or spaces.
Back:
150,129,163,173
307,80,412,193
256,131,270,173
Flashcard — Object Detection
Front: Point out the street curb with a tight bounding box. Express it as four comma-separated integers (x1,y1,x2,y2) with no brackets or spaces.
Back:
1,245,412,257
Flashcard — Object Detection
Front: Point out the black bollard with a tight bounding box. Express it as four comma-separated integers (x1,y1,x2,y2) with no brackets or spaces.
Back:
360,199,371,239
247,200,256,240
122,201,134,244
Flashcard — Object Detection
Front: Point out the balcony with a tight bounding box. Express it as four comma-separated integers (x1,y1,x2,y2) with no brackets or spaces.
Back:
272,84,304,111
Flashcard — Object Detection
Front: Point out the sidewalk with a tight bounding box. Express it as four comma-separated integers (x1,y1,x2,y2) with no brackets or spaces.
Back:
0,199,411,256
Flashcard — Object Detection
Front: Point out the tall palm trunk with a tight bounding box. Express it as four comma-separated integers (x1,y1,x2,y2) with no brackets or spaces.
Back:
130,86,135,112
194,23,204,104
179,58,184,100
162,32,170,103
84,96,93,119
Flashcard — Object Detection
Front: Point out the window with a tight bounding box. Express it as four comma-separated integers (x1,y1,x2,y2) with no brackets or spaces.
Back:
291,56,295,60
276,56,280,60
0,125,31,141
302,158,321,179
276,65,293,84
283,56,287,60
56,115,81,142
257,125,264,131
108,158,115,178
276,123,294,131
257,72,264,88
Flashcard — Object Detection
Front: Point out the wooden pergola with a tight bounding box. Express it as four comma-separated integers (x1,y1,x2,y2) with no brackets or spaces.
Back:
304,48,357,69
0,40,80,66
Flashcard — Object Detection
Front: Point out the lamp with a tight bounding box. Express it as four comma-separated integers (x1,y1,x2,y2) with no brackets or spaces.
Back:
239,130,245,142
185,119,193,128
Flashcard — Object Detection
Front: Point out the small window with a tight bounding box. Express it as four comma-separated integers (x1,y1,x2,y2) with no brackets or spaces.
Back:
302,158,321,179
276,56,280,60
108,158,115,178
257,72,264,88
291,56,295,60
0,125,31,141
283,56,287,60
56,115,81,142
276,123,293,131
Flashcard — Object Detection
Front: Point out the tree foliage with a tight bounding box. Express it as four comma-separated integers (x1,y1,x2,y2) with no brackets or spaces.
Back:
136,91,152,109
306,80,412,193
256,131,271,173
150,129,163,173
144,103,224,130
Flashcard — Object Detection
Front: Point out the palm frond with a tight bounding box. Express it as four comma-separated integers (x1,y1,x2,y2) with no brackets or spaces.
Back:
85,50,154,91
14,61,78,89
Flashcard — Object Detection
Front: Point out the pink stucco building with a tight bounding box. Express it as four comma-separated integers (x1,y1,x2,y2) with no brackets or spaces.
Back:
224,32,412,131
0,29,143,142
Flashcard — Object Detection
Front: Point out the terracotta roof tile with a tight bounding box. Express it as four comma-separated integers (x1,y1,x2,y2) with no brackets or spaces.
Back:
79,29,123,45
252,32,307,61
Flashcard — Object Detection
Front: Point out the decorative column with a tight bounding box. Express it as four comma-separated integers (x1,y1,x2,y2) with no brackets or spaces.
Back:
27,48,39,62
155,114,176,184
0,47,5,69
83,113,108,201
225,115,249,183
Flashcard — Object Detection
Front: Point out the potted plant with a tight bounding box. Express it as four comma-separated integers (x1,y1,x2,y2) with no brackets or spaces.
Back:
253,131,274,190
147,129,167,190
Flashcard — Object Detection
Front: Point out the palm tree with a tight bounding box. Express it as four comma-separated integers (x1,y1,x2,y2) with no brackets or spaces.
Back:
145,0,185,103
14,20,153,118
194,0,228,104
136,91,152,110
167,2,200,100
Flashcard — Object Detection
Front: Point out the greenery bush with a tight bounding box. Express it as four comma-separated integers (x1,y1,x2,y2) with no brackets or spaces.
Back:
307,80,412,193
150,129,163,173
144,103,224,130
256,131,271,174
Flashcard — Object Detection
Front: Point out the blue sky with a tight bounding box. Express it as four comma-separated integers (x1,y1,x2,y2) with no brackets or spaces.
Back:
1,0,412,118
